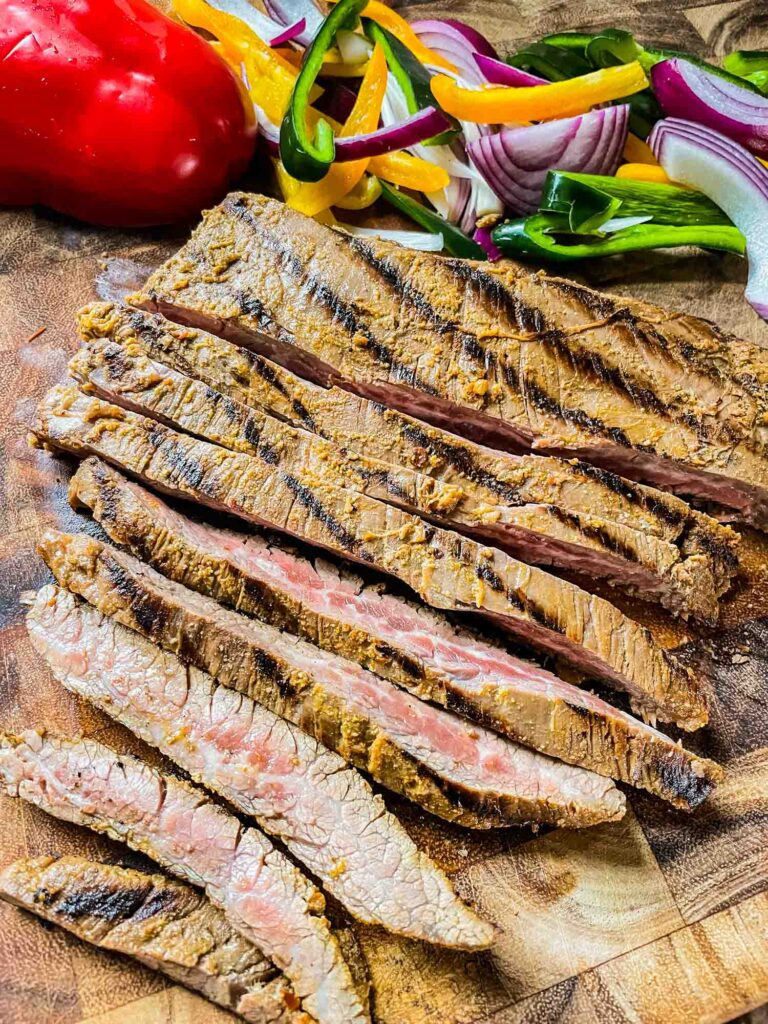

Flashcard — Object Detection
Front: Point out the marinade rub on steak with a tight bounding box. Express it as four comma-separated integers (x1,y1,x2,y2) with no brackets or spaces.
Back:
0,729,369,1024
69,457,722,811
75,301,739,622
132,192,768,525
27,582,497,939
0,856,310,1024
32,383,709,730
36,542,626,829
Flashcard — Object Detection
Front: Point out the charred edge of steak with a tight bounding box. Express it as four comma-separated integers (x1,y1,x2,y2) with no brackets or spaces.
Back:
99,554,296,700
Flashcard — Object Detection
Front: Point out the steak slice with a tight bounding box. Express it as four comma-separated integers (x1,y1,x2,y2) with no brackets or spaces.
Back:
28,583,495,943
70,457,722,810
32,384,707,730
0,856,307,1024
74,303,739,623
0,729,368,1024
36,542,625,830
131,192,768,525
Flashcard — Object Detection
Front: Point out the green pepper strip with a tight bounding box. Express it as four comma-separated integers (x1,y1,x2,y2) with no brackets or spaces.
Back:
723,50,768,76
492,213,745,263
541,171,733,229
506,42,592,81
363,20,458,145
379,182,485,259
280,0,368,182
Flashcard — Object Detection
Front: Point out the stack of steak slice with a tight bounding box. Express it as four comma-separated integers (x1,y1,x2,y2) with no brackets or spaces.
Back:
32,385,708,731
131,192,768,525
35,549,626,829
0,856,311,1024
74,302,739,624
69,457,722,811
0,729,370,1024
27,582,503,931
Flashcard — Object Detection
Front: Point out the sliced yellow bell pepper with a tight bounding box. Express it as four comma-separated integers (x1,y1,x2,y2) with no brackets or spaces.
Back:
430,61,649,123
174,0,301,122
616,163,675,184
369,151,449,192
622,132,659,165
281,43,388,216
335,174,382,209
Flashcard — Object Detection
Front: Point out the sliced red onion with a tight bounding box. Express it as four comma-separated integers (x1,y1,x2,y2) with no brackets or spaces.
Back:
269,17,306,46
474,52,548,87
650,117,768,320
651,58,768,157
264,0,325,46
473,226,503,261
467,105,629,215
255,107,281,156
260,101,452,162
334,107,454,160
411,18,496,85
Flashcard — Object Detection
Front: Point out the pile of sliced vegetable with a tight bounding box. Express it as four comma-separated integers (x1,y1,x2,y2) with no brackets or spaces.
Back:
173,0,768,319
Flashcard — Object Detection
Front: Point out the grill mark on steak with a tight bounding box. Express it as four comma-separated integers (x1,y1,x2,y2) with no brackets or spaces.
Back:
39,540,626,831
0,730,368,1024
502,358,637,450
225,196,438,396
66,457,723,809
32,384,709,731
281,473,373,560
0,856,307,1024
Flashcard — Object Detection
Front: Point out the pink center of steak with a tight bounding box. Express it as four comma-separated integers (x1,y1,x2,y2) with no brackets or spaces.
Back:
27,586,497,949
136,480,657,733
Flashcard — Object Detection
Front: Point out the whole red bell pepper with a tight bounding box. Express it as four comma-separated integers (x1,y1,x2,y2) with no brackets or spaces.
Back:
0,0,256,227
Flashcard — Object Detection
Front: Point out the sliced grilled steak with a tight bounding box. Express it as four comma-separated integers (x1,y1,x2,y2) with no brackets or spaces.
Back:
74,303,739,623
28,583,496,944
0,729,368,1024
70,457,722,810
132,192,768,525
0,856,308,1024
33,384,708,730
36,542,625,830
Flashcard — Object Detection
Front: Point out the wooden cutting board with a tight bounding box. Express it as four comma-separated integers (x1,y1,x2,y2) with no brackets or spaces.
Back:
2,2,768,1022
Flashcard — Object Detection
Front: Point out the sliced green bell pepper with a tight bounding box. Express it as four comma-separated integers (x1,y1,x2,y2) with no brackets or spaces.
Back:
362,20,458,144
541,171,733,228
491,213,745,263
506,41,592,81
280,0,368,183
379,182,486,259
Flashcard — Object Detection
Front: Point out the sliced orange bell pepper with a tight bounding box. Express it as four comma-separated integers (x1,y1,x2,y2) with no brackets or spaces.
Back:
431,61,649,123
359,1,456,71
616,163,675,184
281,43,388,216
622,132,659,165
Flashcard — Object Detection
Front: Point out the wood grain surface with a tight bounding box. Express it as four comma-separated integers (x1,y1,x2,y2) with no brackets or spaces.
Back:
2,2,768,1022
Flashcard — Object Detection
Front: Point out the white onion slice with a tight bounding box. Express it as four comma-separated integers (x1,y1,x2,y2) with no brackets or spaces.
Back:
335,224,445,251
